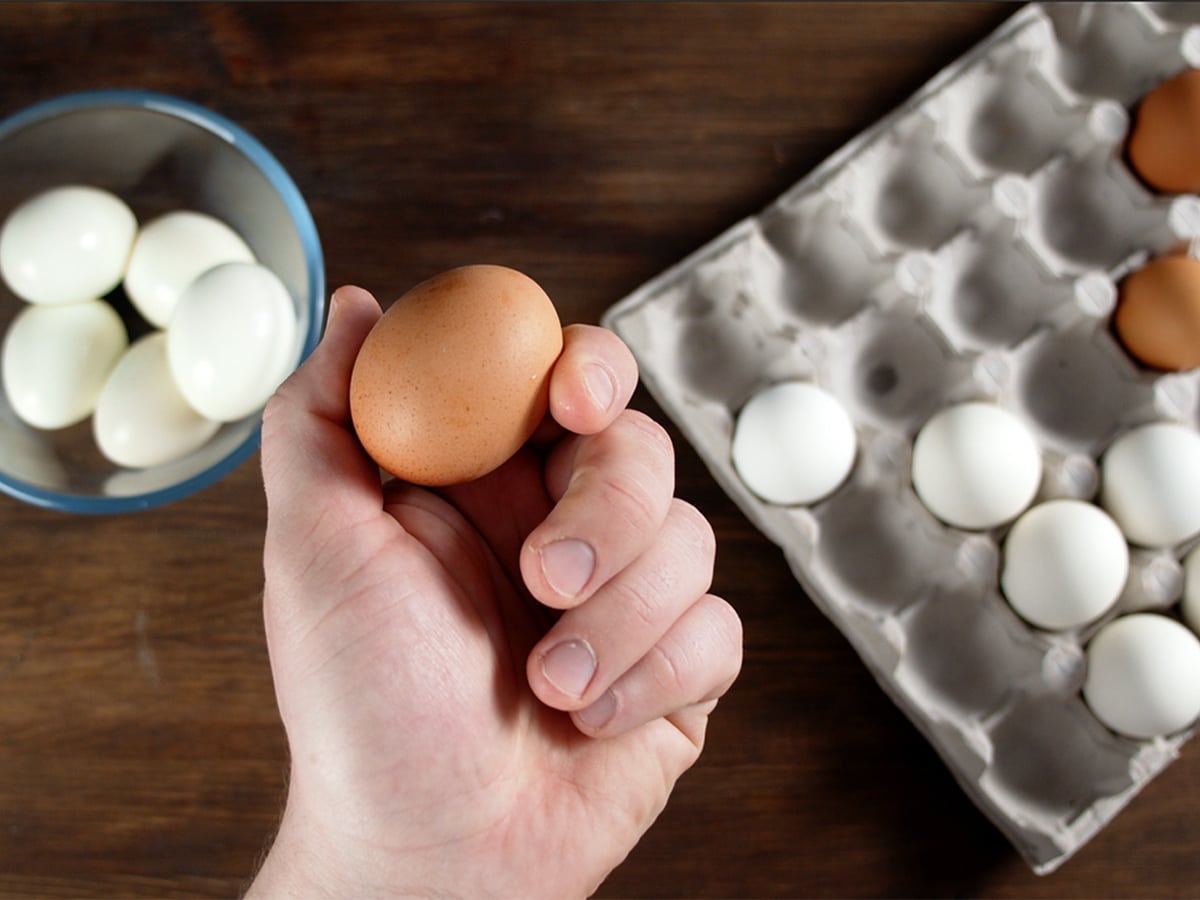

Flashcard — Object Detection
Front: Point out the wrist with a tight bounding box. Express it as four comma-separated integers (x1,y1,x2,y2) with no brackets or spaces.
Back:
246,802,343,899
247,793,417,899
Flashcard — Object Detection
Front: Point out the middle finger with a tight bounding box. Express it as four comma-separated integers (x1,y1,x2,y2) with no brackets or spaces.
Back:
520,408,676,610
526,498,715,710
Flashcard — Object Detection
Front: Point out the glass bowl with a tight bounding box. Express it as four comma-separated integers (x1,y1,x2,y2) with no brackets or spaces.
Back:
0,89,324,513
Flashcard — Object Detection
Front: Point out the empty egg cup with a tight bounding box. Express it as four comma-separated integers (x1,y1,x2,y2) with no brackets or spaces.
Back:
0,89,324,513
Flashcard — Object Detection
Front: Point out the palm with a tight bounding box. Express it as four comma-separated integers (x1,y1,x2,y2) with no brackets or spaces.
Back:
265,444,696,897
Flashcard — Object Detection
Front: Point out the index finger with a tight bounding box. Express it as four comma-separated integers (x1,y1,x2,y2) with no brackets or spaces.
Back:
545,324,639,437
434,324,637,562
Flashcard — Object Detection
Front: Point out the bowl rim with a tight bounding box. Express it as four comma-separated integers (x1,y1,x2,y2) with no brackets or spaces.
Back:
0,88,325,514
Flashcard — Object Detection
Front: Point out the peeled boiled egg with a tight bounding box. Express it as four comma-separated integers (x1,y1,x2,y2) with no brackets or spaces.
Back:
93,332,220,468
731,380,856,505
1082,613,1200,739
1113,253,1200,371
1127,67,1200,194
1100,421,1200,547
910,401,1042,530
167,261,298,422
124,210,255,327
1000,499,1128,631
0,185,136,305
350,265,563,486
1,298,128,428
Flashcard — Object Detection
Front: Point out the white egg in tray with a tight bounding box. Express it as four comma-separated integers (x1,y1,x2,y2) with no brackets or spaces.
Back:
603,1,1200,875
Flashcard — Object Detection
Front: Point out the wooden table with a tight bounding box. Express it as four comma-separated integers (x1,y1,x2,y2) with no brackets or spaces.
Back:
2,3,1197,897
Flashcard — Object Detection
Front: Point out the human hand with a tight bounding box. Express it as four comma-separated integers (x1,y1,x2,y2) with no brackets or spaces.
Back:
248,284,742,899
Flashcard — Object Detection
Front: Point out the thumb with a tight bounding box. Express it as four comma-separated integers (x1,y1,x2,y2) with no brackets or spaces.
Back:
261,285,383,553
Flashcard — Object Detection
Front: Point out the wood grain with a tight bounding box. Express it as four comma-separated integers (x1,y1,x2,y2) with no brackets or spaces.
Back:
1,3,1196,897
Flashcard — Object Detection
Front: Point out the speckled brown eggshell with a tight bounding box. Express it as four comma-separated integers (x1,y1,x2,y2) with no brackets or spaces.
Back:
1128,67,1200,194
1114,253,1200,372
349,265,563,486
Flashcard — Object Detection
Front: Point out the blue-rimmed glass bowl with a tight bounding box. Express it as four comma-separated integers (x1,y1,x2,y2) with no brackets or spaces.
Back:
0,90,324,513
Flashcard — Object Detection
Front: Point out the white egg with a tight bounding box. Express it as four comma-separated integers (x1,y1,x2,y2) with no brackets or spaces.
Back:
124,210,255,328
0,185,136,305
167,261,298,422
1184,545,1200,636
1,299,127,429
731,381,856,505
1100,422,1200,548
93,332,220,468
1000,500,1128,631
1082,613,1200,739
910,401,1042,530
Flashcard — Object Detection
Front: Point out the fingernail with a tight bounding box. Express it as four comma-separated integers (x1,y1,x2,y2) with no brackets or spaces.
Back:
541,639,596,699
541,539,595,599
583,362,616,414
576,689,617,730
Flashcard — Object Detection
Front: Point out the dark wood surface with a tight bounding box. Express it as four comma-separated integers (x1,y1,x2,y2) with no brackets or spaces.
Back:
1,3,1197,897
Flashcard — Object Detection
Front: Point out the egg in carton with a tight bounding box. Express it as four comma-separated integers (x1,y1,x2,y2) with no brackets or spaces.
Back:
603,1,1200,875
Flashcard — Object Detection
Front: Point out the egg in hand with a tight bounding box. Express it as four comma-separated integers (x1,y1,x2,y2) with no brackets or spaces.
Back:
350,265,564,486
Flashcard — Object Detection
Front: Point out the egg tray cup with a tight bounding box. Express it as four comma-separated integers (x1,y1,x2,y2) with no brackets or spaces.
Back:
603,1,1200,876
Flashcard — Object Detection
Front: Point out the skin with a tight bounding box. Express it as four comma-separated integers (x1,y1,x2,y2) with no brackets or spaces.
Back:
248,285,743,899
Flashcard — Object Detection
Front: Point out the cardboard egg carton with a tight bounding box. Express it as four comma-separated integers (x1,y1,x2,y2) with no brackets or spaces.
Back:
603,1,1200,875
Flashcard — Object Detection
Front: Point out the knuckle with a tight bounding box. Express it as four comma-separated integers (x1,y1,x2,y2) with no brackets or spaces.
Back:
648,640,688,696
587,412,675,532
598,467,663,536
620,409,674,463
621,568,671,632
670,499,717,561
706,595,745,678
663,500,717,593
647,595,742,700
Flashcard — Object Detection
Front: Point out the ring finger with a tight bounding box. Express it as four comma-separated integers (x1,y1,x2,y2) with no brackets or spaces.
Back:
575,592,742,740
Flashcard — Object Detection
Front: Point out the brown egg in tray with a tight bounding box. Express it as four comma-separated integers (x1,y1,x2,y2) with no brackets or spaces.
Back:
604,1,1200,875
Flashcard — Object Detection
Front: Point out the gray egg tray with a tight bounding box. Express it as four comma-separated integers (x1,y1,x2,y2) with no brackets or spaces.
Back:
603,1,1200,875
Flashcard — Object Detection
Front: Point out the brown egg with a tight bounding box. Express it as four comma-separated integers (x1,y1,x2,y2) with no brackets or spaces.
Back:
349,265,563,486
1114,253,1200,371
1128,67,1200,194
